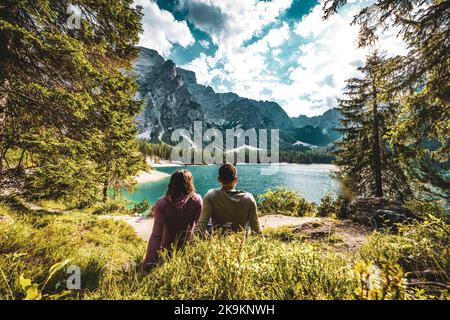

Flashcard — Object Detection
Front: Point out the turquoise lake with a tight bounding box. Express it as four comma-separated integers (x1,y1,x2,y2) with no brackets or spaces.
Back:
123,164,339,205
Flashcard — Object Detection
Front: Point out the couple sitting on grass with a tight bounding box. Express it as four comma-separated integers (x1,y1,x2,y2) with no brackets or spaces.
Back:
143,163,261,272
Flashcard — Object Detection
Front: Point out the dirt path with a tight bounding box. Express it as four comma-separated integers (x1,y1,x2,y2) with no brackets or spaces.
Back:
259,215,320,229
103,215,155,241
102,214,370,253
102,214,322,241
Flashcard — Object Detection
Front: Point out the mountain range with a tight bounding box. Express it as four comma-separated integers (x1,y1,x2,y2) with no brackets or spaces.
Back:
133,47,341,150
290,108,342,146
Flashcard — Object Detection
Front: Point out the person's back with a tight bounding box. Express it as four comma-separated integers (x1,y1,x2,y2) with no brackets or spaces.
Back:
143,170,202,272
196,164,261,234
152,193,202,247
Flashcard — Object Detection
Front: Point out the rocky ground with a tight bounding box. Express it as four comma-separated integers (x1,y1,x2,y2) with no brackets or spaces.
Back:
293,219,371,252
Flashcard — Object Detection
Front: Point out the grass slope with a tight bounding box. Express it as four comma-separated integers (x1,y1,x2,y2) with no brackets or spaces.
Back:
0,198,448,300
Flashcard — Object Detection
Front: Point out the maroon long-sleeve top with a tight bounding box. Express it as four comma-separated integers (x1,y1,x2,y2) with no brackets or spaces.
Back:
143,193,202,271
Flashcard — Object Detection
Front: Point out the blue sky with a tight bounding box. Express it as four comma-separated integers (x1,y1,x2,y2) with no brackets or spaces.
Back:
135,0,406,117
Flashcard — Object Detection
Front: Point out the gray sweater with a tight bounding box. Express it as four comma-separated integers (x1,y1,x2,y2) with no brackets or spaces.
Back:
196,188,261,233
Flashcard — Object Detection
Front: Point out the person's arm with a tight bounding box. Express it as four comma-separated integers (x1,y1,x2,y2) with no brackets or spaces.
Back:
195,191,213,232
193,195,203,223
248,196,262,234
143,201,165,272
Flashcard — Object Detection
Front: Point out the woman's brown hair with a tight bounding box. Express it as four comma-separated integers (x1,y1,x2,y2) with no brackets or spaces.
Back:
166,169,195,199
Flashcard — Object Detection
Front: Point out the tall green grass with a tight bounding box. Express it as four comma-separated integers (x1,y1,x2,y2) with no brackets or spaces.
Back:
91,234,357,300
0,199,448,300
0,201,144,299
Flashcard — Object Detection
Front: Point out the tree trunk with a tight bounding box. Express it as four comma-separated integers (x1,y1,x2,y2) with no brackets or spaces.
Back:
371,80,383,197
16,148,25,172
0,5,12,173
0,79,7,141
102,180,109,203
0,68,10,175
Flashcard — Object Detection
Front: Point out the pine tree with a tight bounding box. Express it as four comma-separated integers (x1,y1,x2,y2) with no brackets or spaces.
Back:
0,1,144,206
335,51,411,201
323,0,450,196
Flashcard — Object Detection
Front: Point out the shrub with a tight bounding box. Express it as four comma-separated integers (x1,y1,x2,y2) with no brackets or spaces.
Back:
359,217,450,280
133,199,151,216
359,217,450,298
24,159,101,208
404,198,449,222
91,197,134,216
316,193,336,217
258,187,316,216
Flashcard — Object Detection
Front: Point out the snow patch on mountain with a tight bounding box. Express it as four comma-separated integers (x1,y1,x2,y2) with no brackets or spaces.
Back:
293,140,319,149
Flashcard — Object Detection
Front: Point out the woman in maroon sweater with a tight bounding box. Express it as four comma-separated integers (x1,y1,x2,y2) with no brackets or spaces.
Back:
143,169,202,272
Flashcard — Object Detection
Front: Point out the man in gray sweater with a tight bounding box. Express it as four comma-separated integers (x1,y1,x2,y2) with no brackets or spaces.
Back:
195,163,261,234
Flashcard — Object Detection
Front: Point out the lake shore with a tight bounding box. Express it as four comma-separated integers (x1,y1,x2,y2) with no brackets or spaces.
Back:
146,157,184,168
127,163,338,205
147,157,339,170
134,170,170,183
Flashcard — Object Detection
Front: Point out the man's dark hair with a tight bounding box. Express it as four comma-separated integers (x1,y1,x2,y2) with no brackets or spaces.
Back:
219,163,237,184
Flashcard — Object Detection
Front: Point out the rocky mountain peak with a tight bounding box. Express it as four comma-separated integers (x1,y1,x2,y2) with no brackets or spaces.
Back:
161,60,177,80
133,47,295,143
176,68,197,84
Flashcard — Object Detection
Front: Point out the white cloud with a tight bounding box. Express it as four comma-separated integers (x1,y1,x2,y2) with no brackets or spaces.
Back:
182,20,291,103
136,0,195,57
183,53,219,84
199,39,210,49
177,0,407,117
180,0,292,56
284,1,408,116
